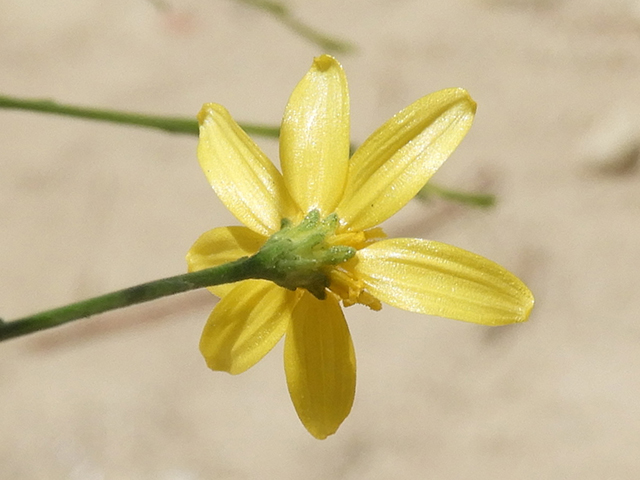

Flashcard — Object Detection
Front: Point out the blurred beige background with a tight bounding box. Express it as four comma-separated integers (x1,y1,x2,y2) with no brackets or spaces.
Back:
2,0,640,478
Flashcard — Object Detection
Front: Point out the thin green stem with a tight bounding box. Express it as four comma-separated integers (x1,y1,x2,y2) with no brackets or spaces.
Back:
0,255,260,342
0,94,280,138
417,183,496,207
232,0,355,53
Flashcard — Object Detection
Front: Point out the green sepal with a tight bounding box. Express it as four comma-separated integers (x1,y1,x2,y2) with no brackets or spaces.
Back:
253,210,355,299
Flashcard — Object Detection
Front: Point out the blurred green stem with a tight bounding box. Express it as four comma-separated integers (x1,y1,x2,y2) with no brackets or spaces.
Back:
232,0,355,53
417,183,496,207
0,93,280,138
1,95,494,208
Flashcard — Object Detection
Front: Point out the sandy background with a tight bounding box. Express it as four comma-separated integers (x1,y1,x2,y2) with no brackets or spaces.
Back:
2,0,640,478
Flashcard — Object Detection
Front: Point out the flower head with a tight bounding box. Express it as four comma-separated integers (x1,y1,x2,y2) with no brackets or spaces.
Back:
187,55,534,439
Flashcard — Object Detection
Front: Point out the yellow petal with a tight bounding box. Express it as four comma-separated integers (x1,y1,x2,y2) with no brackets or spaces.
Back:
280,55,350,215
199,281,299,375
355,238,534,326
186,226,266,297
198,103,298,236
337,88,476,231
284,292,356,439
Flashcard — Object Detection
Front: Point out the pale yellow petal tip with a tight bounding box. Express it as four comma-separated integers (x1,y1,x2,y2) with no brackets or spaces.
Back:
450,87,477,114
199,341,233,374
197,103,226,125
494,287,534,326
519,291,535,323
301,414,345,439
199,330,250,376
465,91,478,114
487,286,535,326
307,425,337,440
313,54,340,72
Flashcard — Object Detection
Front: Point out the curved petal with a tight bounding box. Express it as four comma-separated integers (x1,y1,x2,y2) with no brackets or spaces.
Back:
284,292,356,439
355,238,534,326
186,226,266,297
199,280,300,375
336,88,476,231
280,55,350,215
198,103,298,236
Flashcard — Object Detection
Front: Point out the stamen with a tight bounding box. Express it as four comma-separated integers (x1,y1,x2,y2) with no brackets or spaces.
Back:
323,225,386,310
327,265,382,311
327,226,387,250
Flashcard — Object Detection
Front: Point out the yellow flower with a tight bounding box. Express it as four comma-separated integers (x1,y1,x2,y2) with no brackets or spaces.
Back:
187,55,534,439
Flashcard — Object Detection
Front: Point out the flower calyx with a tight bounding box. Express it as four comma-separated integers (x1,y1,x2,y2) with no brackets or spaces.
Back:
254,210,355,299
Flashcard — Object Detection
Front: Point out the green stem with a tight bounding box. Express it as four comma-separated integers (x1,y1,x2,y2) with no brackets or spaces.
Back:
232,0,355,53
0,94,280,138
417,183,496,208
0,255,260,342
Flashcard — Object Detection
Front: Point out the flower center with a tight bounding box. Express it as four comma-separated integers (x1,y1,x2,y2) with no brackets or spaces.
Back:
253,210,384,308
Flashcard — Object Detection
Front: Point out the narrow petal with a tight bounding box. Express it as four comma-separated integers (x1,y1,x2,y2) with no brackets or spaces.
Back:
199,281,300,375
337,88,476,231
280,55,350,215
186,226,266,298
355,238,534,326
198,103,298,235
284,292,356,439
